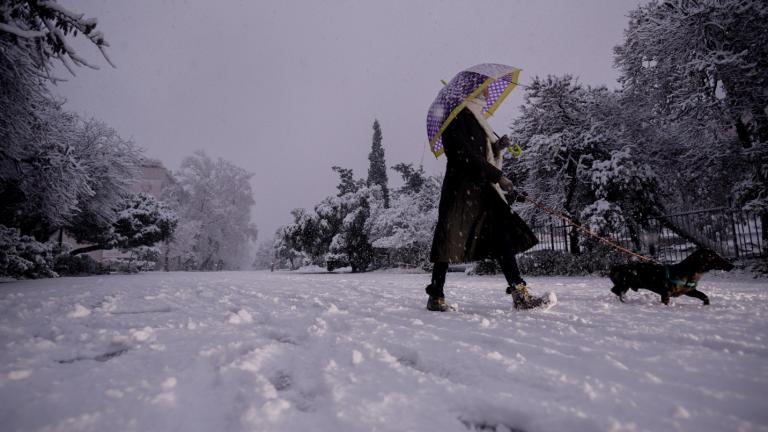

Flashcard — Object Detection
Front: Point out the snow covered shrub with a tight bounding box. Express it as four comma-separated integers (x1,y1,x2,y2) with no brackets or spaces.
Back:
518,251,588,276
54,254,108,276
518,249,629,276
0,225,57,279
468,259,499,276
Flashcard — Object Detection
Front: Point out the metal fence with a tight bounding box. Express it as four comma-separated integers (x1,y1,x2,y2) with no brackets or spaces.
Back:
528,207,765,263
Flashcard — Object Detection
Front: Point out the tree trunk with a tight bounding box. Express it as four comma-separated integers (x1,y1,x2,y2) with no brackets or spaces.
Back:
70,244,106,255
163,241,170,271
568,225,581,255
762,212,768,256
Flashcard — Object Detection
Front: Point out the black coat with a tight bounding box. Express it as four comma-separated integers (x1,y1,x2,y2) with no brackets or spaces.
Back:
430,108,538,263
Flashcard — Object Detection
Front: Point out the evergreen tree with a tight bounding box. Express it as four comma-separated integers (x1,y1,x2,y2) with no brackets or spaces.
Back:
367,120,389,208
392,163,426,195
332,166,364,196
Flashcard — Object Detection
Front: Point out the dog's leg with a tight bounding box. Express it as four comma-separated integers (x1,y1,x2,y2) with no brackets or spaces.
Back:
610,285,627,302
661,292,670,305
685,289,710,305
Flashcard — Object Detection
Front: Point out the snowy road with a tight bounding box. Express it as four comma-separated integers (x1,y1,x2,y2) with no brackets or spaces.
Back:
0,270,766,432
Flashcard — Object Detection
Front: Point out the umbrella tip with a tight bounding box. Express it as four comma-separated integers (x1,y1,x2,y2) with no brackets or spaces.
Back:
440,79,448,86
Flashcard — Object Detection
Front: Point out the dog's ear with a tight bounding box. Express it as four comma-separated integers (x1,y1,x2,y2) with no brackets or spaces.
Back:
703,248,735,271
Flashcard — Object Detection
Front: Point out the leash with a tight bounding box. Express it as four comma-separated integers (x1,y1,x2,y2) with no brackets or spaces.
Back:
515,193,661,264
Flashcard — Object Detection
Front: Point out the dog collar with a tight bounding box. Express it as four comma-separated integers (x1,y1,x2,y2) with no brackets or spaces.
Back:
665,266,698,288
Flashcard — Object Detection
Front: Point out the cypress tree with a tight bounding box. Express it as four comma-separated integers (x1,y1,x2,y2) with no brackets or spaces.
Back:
367,119,389,208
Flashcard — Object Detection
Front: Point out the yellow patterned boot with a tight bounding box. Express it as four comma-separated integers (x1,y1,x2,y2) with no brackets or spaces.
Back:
507,282,549,310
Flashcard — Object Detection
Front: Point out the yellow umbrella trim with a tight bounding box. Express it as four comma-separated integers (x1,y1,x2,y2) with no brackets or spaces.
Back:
430,68,521,157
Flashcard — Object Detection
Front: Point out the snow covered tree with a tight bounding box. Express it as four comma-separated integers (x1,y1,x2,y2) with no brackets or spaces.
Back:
171,151,258,270
615,0,768,149
614,0,766,209
615,0,768,250
274,222,309,270
276,207,334,267
252,238,277,270
510,75,665,254
0,102,92,239
64,120,143,244
275,166,384,272
510,76,609,253
1,1,123,241
111,193,178,250
367,119,389,208
328,195,374,273
162,219,202,270
583,146,664,250
368,173,440,267
325,185,383,272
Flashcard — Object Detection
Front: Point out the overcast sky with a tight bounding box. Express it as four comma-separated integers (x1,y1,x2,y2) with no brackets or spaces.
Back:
54,0,643,241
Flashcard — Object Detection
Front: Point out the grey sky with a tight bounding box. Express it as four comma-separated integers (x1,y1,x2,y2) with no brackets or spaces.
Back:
55,0,643,240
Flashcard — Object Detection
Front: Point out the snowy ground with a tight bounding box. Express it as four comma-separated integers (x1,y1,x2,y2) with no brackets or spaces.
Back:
0,270,766,432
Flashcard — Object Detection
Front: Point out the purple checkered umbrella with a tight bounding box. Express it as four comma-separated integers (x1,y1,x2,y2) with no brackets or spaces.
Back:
426,63,522,157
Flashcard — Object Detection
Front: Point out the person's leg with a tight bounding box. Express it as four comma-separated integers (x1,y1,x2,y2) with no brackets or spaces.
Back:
427,262,448,297
426,262,449,311
497,254,524,287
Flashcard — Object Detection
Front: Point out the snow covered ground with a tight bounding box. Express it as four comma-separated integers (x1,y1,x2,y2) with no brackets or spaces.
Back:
0,270,766,432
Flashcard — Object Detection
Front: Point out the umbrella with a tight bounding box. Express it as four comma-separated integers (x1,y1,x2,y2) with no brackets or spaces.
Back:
426,63,521,157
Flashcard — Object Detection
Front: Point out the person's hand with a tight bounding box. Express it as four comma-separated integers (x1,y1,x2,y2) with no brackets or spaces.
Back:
493,135,511,153
498,176,515,192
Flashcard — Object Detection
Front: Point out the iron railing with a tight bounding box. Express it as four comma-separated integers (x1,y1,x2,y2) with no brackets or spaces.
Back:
528,207,765,263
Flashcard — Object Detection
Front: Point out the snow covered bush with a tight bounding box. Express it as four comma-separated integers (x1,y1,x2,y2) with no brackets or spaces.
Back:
103,245,161,273
517,250,625,276
54,254,108,276
0,225,56,279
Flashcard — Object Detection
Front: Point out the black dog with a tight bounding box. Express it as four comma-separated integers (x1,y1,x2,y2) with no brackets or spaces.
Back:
609,248,734,305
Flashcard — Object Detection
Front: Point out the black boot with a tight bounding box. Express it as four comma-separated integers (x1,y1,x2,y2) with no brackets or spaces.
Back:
425,284,449,312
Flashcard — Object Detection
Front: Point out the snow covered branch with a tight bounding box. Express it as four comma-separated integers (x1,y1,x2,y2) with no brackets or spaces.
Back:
0,0,115,79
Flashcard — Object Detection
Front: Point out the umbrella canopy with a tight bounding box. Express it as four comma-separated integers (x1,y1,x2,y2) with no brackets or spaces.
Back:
426,63,521,157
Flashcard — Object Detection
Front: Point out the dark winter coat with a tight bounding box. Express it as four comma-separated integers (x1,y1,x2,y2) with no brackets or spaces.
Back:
430,108,538,263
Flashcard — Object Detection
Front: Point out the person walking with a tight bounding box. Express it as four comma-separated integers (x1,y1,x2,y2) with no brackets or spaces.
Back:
425,90,554,312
